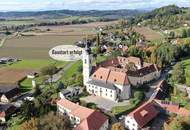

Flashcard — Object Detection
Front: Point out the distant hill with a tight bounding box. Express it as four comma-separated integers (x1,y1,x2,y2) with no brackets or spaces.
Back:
0,9,146,19
128,5,190,29
140,5,183,20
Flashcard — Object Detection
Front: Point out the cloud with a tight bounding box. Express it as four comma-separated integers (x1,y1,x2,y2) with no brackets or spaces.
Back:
0,0,189,11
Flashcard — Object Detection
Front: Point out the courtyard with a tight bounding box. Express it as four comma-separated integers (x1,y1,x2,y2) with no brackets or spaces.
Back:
81,95,130,112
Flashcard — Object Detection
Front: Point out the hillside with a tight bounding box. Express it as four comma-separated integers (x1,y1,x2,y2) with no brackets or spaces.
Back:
0,9,145,19
130,5,190,29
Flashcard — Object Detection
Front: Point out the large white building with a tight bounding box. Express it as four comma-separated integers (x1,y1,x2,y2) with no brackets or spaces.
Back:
57,99,108,130
82,45,161,102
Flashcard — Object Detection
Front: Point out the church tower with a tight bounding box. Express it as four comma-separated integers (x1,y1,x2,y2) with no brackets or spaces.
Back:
83,43,92,86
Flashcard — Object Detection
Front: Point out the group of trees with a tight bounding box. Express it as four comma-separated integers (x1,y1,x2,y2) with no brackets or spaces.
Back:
20,112,70,130
150,43,190,67
40,65,58,84
166,116,190,130
171,62,186,95
182,28,190,38
128,5,185,29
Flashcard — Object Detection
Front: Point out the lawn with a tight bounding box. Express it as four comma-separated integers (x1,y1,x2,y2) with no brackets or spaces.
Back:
62,60,82,79
182,58,190,85
112,91,145,116
20,76,45,92
7,59,66,70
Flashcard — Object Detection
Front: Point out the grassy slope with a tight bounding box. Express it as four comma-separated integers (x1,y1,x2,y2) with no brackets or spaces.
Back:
182,58,190,85
62,60,82,79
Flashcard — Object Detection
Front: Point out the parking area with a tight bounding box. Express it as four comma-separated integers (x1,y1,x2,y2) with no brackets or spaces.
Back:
81,95,129,112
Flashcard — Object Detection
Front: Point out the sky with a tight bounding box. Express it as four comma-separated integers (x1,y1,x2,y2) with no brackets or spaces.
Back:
0,0,190,11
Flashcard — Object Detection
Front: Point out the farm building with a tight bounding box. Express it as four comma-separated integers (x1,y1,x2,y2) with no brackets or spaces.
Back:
0,104,17,122
0,84,21,103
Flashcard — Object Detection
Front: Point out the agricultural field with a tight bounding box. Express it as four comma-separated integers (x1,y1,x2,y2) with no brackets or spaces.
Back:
0,16,100,26
0,68,32,84
0,21,117,59
133,26,164,41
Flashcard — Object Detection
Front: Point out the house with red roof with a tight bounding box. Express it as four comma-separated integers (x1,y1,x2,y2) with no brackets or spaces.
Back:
57,99,108,130
125,101,159,130
125,99,190,130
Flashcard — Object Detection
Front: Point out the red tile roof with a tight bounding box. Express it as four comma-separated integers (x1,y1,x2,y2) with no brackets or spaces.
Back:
127,64,160,77
74,111,108,130
128,101,159,128
57,99,108,130
153,100,190,116
92,67,129,85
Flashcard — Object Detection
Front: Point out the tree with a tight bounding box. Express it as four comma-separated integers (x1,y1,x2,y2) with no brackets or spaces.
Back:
33,85,42,97
187,28,190,37
20,118,39,130
172,62,185,84
20,112,71,130
170,118,185,130
96,33,101,46
182,29,187,38
119,19,127,31
111,123,125,130
40,65,58,84
21,100,36,120
169,31,175,39
39,112,71,130
171,62,186,95
125,62,137,71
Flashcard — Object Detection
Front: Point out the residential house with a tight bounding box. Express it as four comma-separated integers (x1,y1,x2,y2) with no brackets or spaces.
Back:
59,87,82,99
125,101,159,130
57,99,109,130
0,85,21,103
125,100,190,130
0,104,17,123
150,80,169,100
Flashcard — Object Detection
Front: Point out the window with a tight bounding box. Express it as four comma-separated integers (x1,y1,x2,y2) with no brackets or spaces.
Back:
100,76,103,79
106,89,107,92
114,79,117,82
110,90,112,93
94,75,96,77
85,59,87,64
110,95,112,97
106,93,107,96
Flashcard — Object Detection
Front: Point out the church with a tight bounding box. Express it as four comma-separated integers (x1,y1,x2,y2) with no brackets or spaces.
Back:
82,45,161,102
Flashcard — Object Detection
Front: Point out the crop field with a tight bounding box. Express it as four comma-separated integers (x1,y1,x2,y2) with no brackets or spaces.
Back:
0,16,100,26
134,27,164,41
0,21,117,59
0,68,32,84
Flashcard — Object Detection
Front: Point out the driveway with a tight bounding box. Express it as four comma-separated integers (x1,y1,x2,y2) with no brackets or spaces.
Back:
81,95,129,112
